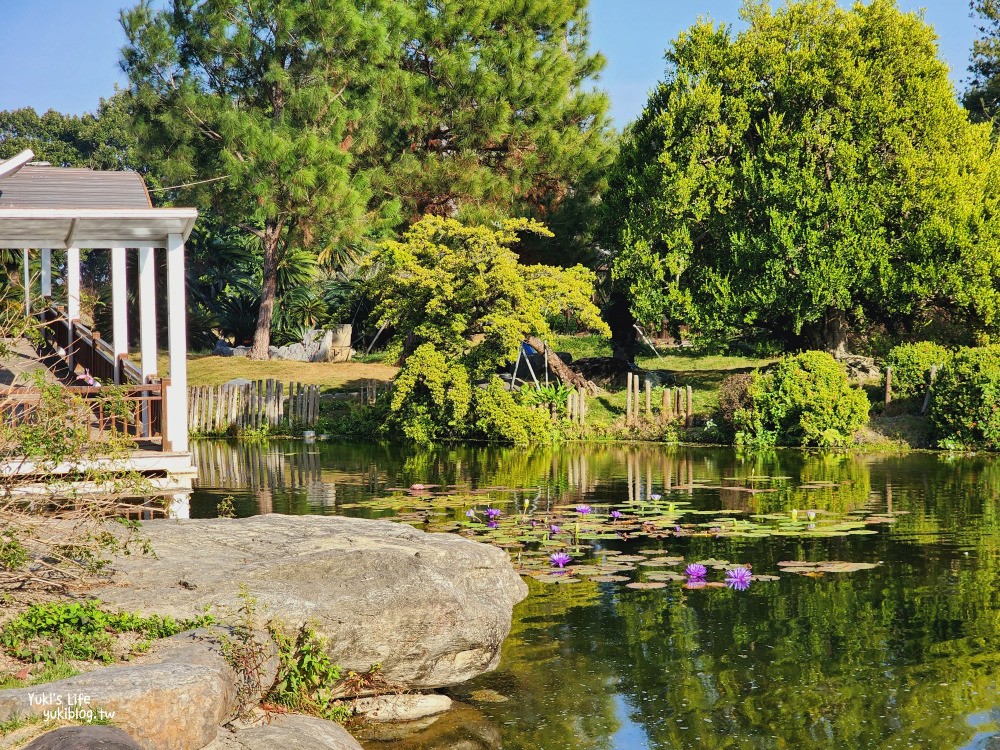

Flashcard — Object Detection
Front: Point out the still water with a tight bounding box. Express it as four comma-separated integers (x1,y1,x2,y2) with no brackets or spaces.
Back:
191,440,1000,750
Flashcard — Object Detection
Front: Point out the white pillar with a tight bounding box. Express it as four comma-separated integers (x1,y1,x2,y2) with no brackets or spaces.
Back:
66,246,81,373
66,247,81,320
22,249,30,317
40,248,51,298
138,247,157,381
165,234,188,453
111,247,128,384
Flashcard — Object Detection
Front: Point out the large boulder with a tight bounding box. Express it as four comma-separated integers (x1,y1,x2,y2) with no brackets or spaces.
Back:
0,629,278,750
21,727,144,750
93,515,528,694
208,714,363,750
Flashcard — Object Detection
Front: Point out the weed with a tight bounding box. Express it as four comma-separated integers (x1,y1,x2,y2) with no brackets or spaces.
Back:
267,624,352,723
0,600,213,664
218,586,272,720
216,496,236,519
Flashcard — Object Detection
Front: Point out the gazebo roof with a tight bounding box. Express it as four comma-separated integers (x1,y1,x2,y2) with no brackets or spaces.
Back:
0,150,197,248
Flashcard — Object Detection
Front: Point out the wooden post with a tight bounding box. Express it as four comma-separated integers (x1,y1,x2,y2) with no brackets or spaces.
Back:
686,385,694,428
567,391,576,422
644,378,651,416
884,366,893,405
675,387,682,420
579,386,586,425
921,365,938,415
626,372,633,425
661,388,669,422
634,373,641,421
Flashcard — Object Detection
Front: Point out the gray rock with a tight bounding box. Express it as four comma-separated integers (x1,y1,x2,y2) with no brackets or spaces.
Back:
213,339,233,356
355,701,501,748
232,346,251,358
353,693,452,722
0,629,278,750
22,726,143,750
223,378,253,388
93,515,528,694
222,714,363,750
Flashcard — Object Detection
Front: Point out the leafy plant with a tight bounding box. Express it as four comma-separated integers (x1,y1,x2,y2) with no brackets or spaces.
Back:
885,342,952,400
524,383,575,415
929,345,1000,450
1,600,212,664
471,379,555,445
734,352,870,447
267,624,350,723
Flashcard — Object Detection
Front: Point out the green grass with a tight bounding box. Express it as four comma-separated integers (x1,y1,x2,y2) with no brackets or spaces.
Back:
550,334,613,361
0,661,78,690
637,350,775,415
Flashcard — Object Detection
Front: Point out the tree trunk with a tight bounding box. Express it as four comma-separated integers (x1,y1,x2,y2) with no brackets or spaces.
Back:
526,336,598,394
249,224,280,361
607,290,637,363
821,307,850,359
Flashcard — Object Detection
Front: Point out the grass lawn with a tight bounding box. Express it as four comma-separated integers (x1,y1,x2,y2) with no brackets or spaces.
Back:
165,352,399,392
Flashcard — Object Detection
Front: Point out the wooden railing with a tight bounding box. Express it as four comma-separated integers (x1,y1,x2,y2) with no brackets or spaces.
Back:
0,381,165,441
26,306,166,444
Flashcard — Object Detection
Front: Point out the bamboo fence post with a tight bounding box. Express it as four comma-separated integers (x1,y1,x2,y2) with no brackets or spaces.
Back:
633,373,641,421
675,387,682,421
686,385,694,428
578,386,586,425
884,366,893,404
661,388,669,422
644,378,651,416
277,382,284,426
626,372,633,425
568,391,576,422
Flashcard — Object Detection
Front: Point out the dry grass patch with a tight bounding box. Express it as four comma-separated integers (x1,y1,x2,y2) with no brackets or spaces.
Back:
161,354,399,391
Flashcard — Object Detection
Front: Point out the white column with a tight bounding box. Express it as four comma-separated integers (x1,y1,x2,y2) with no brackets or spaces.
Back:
111,247,128,384
165,233,189,453
66,246,81,373
22,249,30,317
40,248,51,298
138,247,157,381
66,247,81,320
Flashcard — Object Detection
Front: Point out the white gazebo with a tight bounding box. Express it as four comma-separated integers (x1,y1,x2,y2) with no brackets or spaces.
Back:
0,149,197,458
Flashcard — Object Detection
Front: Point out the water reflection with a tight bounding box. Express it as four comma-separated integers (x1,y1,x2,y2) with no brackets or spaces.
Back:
191,441,1000,749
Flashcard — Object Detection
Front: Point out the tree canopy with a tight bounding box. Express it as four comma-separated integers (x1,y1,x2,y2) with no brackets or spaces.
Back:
371,0,615,264
603,0,1000,353
364,215,609,377
120,0,405,359
966,0,1000,123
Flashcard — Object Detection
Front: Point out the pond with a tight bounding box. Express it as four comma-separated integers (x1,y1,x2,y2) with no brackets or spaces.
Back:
190,440,1000,750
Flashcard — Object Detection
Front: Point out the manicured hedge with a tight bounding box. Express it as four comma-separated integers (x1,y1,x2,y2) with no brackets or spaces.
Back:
930,345,1000,450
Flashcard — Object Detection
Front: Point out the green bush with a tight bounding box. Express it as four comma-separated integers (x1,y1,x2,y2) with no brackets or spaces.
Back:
734,351,870,447
471,379,554,444
929,345,1000,450
885,342,951,400
386,344,473,444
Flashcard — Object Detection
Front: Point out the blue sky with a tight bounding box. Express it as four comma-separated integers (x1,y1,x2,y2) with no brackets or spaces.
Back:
0,1,981,127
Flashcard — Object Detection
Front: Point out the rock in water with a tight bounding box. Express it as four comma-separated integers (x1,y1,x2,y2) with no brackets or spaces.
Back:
94,515,528,693
22,727,143,750
220,714,364,750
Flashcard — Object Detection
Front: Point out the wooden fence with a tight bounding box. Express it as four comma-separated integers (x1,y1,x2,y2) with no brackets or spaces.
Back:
188,380,321,434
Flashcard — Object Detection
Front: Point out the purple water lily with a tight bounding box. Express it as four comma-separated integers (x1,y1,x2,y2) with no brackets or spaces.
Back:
649,493,662,501
576,504,592,515
549,524,561,535
485,508,502,520
610,510,624,521
487,520,499,529
685,563,708,579
725,566,753,591
550,552,573,568
465,509,476,519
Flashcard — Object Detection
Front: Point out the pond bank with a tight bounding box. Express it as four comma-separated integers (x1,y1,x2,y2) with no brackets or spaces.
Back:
0,515,526,749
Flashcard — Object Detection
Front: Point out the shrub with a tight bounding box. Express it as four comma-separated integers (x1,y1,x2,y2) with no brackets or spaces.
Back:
386,344,473,444
718,373,753,436
885,342,951,400
471,379,554,444
929,345,1000,450
734,351,870,447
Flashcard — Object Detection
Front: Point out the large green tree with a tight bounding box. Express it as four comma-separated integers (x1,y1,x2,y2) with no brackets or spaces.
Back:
604,0,1000,354
121,0,404,359
0,95,140,170
371,0,615,264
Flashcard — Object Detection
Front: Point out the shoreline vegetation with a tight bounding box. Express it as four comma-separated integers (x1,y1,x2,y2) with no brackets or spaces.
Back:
187,333,957,455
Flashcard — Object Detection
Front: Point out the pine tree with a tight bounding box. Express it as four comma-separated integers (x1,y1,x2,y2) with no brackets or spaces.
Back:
120,0,403,359
372,0,615,264
966,0,1000,123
